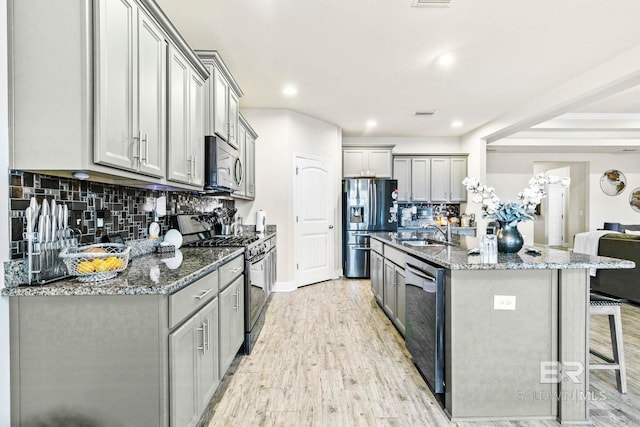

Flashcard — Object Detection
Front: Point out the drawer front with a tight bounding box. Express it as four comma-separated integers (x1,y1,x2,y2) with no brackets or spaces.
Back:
384,244,406,267
370,238,383,255
169,271,219,329
219,255,245,290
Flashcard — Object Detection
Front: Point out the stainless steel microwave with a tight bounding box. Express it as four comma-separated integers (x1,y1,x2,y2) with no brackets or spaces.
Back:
204,135,243,192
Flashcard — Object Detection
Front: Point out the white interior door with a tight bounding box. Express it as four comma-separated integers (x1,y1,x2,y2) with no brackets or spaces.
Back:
548,185,566,246
295,156,334,286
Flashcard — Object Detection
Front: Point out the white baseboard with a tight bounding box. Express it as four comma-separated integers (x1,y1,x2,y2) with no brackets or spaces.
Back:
272,281,297,293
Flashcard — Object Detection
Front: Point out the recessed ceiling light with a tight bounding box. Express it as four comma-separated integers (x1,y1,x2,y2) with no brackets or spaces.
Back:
437,53,455,68
366,120,377,127
451,120,463,128
282,86,297,96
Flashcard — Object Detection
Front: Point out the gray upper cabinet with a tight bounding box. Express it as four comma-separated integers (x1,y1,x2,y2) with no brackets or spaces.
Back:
167,45,205,187
197,51,244,146
392,155,467,203
9,0,208,189
343,147,393,178
430,158,450,202
213,68,230,140
449,157,468,202
393,157,411,202
245,130,256,199
94,0,166,177
411,158,431,202
228,90,240,149
236,114,257,200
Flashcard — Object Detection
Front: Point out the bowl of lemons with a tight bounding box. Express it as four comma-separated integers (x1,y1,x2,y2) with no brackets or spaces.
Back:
60,243,130,282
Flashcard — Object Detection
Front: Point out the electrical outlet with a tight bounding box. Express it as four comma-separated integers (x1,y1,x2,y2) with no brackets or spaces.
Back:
494,295,516,310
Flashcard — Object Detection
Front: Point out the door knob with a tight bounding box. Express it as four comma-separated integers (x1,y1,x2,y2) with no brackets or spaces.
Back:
329,225,334,229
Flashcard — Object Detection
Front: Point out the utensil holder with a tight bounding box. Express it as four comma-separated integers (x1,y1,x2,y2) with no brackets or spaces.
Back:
23,231,41,285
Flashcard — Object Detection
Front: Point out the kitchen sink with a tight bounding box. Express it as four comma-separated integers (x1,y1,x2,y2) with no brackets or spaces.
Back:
403,240,446,247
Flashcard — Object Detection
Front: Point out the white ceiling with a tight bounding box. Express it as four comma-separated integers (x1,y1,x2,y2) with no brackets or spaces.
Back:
157,0,640,141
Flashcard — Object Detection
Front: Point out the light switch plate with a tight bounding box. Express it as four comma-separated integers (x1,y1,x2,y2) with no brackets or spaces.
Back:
494,295,516,310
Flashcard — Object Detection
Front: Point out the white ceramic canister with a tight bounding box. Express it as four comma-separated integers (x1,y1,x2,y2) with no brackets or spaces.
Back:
256,210,267,232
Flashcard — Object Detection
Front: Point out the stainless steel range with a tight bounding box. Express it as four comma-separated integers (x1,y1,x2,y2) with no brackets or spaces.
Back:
172,214,272,354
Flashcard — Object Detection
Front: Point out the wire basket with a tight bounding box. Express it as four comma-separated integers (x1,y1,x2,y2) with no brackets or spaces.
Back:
59,243,131,282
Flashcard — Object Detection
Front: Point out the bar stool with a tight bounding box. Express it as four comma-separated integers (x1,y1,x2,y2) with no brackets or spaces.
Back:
589,294,627,393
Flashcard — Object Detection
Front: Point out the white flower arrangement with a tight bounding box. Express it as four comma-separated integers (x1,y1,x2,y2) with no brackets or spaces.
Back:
462,174,570,226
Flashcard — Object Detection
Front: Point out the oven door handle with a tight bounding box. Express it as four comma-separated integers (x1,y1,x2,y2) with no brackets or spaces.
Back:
249,253,266,264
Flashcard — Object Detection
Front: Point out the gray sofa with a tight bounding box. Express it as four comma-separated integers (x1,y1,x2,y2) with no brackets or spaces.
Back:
590,225,640,304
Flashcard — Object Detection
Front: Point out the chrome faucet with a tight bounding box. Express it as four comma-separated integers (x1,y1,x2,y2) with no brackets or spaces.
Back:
421,223,452,244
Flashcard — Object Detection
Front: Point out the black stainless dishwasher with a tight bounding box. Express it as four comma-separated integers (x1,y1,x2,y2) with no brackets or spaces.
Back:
404,255,445,395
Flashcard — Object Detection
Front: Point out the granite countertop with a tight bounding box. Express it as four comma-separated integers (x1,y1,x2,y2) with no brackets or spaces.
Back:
1,247,245,297
371,232,635,271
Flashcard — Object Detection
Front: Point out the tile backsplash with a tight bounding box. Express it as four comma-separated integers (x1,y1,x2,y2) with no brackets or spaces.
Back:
9,170,234,260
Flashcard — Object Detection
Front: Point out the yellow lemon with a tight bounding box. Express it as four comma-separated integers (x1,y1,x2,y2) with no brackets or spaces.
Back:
92,258,108,272
104,256,123,271
76,261,95,274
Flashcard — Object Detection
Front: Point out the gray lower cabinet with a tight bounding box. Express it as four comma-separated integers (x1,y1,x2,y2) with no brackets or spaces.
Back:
170,297,219,427
218,254,246,375
370,250,384,304
219,275,245,375
9,256,245,427
372,240,406,336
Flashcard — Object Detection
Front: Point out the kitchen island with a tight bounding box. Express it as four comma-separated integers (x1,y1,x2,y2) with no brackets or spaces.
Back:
3,246,246,427
370,232,634,425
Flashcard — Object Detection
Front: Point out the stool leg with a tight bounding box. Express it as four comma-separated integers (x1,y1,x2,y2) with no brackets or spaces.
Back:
609,308,627,394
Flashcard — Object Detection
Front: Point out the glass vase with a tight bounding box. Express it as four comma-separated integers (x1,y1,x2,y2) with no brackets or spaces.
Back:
497,221,524,253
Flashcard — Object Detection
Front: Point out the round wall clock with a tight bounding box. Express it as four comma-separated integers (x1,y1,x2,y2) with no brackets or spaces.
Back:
630,187,640,213
600,169,626,196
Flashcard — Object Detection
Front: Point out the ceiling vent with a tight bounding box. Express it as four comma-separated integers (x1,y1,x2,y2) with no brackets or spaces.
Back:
414,111,438,116
411,0,453,7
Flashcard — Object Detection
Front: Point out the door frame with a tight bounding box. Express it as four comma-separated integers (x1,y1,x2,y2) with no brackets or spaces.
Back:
293,153,337,287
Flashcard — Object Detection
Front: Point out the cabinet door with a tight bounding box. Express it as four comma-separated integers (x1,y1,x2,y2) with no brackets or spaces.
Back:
383,260,396,318
170,315,199,427
235,124,247,196
431,158,451,202
219,275,245,375
94,0,136,171
245,134,256,198
167,46,190,183
189,71,205,186
213,69,229,140
371,251,383,304
227,90,240,149
368,149,392,178
137,9,166,177
343,149,366,177
450,157,468,202
198,297,219,412
395,267,406,336
393,157,411,202
411,158,430,202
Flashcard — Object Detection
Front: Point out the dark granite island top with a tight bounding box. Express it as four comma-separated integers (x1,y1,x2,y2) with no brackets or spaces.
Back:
1,247,245,297
370,231,635,271
370,231,634,425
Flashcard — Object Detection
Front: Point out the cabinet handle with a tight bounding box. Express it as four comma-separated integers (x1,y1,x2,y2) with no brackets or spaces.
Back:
234,289,240,311
204,319,210,352
191,158,196,178
195,289,213,300
231,267,242,274
133,132,141,161
141,133,148,164
197,323,205,354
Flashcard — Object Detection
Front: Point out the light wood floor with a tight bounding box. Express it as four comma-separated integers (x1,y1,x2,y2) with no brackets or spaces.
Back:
206,279,640,426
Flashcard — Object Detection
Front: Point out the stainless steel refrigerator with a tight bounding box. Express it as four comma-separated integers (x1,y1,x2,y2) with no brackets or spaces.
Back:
343,178,398,278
